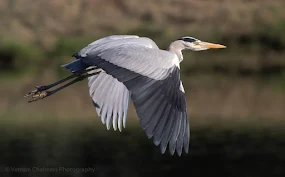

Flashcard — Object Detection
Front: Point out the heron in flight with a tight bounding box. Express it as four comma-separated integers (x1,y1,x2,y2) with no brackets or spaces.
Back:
25,35,226,156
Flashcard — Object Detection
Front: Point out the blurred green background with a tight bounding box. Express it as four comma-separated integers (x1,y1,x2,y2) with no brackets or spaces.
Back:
0,0,285,176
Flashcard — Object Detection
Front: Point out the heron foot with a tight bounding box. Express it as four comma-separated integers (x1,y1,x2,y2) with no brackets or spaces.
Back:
25,85,50,103
24,86,48,97
28,91,49,103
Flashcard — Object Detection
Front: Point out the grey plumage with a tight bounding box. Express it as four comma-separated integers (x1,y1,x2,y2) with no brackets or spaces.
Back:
70,35,188,155
61,35,225,156
25,35,225,156
75,36,189,155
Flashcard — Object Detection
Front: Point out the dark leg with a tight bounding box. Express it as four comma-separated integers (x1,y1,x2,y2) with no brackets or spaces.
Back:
25,70,101,103
25,67,98,97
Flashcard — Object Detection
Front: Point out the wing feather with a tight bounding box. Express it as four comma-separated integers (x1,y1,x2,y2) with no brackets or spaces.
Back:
83,45,178,80
123,86,130,128
139,90,163,129
153,104,172,146
160,109,176,154
105,80,116,129
88,72,130,131
176,112,186,156
111,83,119,131
145,97,168,138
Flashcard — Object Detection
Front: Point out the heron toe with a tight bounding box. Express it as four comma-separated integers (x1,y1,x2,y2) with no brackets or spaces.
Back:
24,87,39,97
24,86,48,98
28,91,49,103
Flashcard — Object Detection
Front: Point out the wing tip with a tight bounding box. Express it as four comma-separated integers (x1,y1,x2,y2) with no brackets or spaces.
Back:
92,101,100,108
159,146,185,156
160,144,167,154
155,129,190,156
154,140,160,146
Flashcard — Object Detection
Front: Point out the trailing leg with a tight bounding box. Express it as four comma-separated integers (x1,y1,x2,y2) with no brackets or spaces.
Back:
25,69,101,103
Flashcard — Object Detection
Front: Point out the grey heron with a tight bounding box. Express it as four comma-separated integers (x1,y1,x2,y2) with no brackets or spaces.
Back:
25,35,226,156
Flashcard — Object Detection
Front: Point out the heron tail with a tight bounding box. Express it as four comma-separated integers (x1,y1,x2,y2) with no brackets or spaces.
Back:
61,59,88,73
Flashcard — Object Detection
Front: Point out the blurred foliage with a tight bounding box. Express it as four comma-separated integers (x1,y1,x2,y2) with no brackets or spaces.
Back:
127,24,170,48
52,37,95,57
256,19,285,51
1,21,285,76
0,40,44,73
50,37,97,77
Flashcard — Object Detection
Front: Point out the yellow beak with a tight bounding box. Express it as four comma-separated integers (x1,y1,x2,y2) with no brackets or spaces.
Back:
202,42,226,49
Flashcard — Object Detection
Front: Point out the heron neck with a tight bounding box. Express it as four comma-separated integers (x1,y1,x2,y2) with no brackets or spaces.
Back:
168,41,184,62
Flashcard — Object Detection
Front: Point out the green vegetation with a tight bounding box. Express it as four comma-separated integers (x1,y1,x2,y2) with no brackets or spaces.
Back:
1,24,285,77
0,41,44,74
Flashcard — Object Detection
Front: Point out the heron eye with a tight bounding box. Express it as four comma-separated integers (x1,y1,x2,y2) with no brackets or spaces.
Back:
193,41,199,45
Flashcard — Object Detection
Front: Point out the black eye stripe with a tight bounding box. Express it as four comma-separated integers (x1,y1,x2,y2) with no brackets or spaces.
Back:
177,37,197,43
182,37,197,43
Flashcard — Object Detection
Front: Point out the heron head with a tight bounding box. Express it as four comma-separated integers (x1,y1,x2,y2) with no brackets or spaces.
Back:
178,36,226,51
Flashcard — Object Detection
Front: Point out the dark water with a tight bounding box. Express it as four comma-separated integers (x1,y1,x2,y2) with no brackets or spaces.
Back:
0,123,284,177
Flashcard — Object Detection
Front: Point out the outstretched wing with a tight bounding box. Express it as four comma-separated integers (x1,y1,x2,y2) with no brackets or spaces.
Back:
88,69,130,132
77,36,139,132
79,36,190,156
